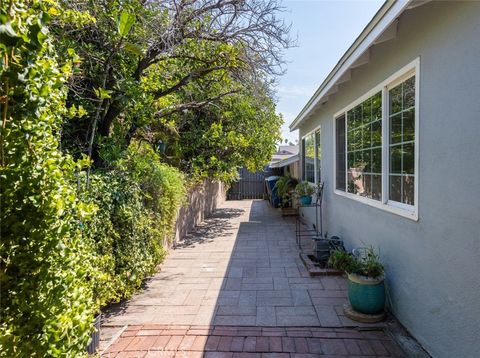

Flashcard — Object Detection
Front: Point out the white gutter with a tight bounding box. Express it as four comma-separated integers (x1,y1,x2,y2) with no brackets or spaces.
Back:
289,0,412,131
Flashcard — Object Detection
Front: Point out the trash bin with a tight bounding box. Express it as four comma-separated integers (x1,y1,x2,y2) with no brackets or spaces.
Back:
265,176,281,207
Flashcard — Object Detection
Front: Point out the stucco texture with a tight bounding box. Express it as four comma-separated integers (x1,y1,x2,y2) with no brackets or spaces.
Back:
297,2,480,357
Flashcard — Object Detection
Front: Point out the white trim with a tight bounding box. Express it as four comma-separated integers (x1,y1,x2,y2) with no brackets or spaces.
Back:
290,0,412,131
332,58,420,221
334,189,417,220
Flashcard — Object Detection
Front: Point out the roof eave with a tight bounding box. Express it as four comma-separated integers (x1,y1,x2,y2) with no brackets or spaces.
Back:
289,0,412,132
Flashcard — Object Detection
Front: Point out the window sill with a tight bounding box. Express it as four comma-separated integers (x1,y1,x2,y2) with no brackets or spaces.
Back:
333,189,418,221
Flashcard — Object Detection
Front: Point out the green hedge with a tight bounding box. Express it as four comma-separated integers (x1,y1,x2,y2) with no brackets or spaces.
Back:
83,144,186,307
0,1,97,356
0,2,186,355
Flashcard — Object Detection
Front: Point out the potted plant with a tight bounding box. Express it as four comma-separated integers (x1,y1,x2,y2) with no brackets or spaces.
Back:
274,175,299,209
295,181,315,205
329,247,385,315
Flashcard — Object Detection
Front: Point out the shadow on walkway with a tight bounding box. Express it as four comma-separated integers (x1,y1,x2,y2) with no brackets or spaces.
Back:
101,200,406,357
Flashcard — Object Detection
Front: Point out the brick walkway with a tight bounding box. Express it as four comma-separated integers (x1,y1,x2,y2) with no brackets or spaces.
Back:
103,325,405,357
101,200,406,357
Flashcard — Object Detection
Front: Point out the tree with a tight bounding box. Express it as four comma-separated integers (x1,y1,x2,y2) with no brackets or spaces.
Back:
55,0,291,169
172,82,283,181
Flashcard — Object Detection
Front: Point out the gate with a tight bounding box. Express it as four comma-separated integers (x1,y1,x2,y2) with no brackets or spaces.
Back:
227,167,270,200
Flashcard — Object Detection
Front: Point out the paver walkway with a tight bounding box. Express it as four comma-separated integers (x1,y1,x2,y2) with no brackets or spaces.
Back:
102,200,405,357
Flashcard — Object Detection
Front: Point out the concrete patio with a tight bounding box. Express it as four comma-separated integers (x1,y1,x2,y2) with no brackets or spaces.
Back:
101,200,406,357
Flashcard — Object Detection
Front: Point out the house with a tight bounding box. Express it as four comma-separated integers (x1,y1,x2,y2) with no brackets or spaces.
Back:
269,145,300,178
289,1,480,357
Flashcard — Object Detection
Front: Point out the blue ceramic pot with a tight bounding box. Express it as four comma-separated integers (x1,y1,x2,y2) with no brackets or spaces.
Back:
347,273,385,314
299,195,312,205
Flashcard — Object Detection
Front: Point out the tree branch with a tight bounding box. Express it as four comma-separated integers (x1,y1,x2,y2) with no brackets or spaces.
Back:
155,90,239,118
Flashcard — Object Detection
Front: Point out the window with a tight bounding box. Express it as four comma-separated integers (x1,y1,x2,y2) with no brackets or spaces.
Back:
334,59,418,219
303,133,315,183
302,127,321,184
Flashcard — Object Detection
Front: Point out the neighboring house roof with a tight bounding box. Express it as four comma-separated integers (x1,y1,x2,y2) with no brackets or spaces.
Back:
289,0,428,131
271,145,299,164
270,154,299,168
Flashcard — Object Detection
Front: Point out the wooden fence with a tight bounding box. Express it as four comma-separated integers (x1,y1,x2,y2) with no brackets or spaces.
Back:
228,168,266,200
227,167,280,200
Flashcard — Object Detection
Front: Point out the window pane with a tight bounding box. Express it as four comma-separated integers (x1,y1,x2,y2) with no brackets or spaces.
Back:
388,75,416,206
390,146,402,174
372,92,382,120
363,126,371,148
347,152,354,170
403,108,415,142
403,143,415,174
402,175,415,205
390,114,402,144
372,175,382,200
347,129,354,151
371,120,382,147
347,171,360,194
347,109,355,128
363,149,371,173
354,150,363,169
353,127,361,150
354,106,362,127
362,100,371,125
389,175,402,202
362,174,372,198
372,148,381,173
389,84,402,114
403,76,415,109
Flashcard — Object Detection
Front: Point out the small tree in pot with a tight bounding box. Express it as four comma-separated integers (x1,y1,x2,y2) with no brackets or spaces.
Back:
274,175,299,208
329,247,385,316
294,181,315,205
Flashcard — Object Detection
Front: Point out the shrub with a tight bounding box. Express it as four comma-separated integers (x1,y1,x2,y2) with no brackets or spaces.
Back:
83,144,186,307
329,247,384,278
274,176,299,208
0,1,96,355
294,181,315,197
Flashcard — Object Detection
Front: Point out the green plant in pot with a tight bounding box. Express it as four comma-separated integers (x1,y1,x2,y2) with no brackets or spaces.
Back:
295,181,315,205
329,247,385,315
274,175,299,208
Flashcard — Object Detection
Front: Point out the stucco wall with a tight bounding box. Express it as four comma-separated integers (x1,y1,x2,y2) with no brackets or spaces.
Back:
175,179,227,242
298,2,480,357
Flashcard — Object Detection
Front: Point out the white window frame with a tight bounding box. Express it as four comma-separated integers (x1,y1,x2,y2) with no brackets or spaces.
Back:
301,124,321,184
333,58,419,221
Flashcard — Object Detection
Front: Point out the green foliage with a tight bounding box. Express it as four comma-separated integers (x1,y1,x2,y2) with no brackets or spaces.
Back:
0,1,96,355
175,88,282,183
274,175,299,207
294,181,315,197
55,0,286,180
1,0,287,355
329,247,384,278
82,143,186,307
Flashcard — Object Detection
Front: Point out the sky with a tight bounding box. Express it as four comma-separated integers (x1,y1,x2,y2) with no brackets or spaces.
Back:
277,0,384,144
